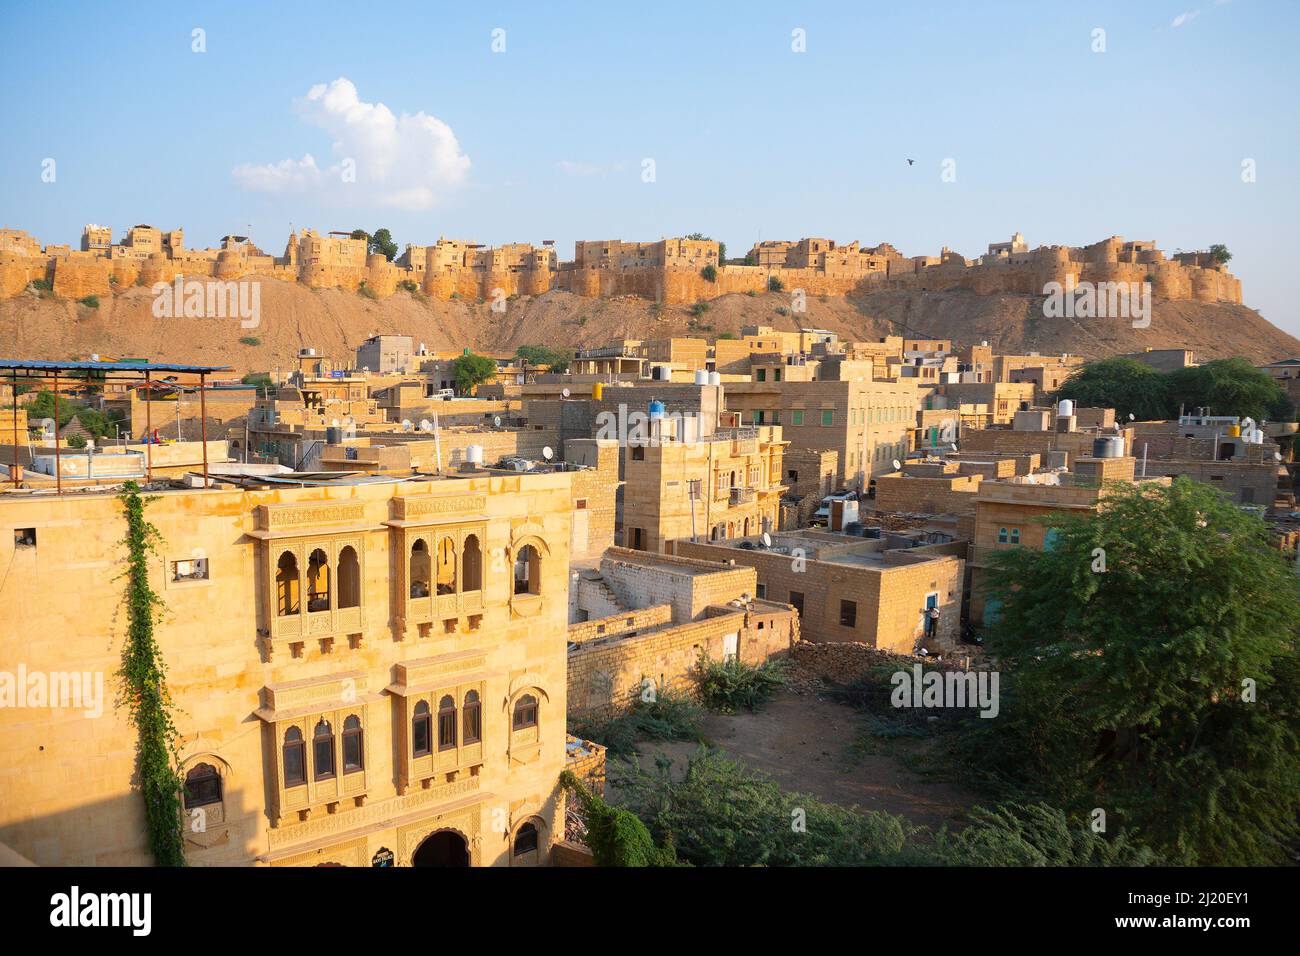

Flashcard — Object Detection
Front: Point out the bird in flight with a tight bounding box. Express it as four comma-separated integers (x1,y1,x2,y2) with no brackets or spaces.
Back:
906,158,915,165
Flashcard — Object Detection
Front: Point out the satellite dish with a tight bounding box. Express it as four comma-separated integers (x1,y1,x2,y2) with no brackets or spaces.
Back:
761,532,772,547
493,416,502,428
330,418,340,427
542,446,554,461
419,419,433,432
1275,452,1283,462
401,419,413,432
1128,413,1136,421
950,443,958,452
892,459,902,471
740,591,752,604
562,388,571,398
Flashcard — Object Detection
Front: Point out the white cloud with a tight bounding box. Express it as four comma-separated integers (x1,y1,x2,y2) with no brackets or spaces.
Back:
233,78,470,210
1172,11,1200,27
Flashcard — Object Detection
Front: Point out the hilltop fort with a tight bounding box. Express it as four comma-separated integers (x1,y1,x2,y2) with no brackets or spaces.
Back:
0,225,1241,306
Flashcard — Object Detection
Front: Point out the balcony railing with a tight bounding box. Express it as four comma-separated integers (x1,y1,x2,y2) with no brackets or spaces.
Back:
729,486,756,506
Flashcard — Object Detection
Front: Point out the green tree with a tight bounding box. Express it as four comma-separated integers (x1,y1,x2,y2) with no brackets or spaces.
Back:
1165,357,1292,421
927,803,1157,866
515,345,573,373
1052,357,1170,421
976,478,1300,864
450,352,497,395
717,241,727,264
368,227,398,261
700,264,717,282
1208,243,1232,266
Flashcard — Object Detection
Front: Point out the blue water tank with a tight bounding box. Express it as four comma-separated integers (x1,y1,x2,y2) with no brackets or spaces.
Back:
648,400,665,420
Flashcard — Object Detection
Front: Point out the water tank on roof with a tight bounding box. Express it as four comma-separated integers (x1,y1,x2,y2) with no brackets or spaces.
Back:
708,371,721,386
648,400,666,420
592,382,604,401
694,370,709,385
1057,399,1075,418
1092,436,1124,458
1226,424,1241,437
466,444,484,466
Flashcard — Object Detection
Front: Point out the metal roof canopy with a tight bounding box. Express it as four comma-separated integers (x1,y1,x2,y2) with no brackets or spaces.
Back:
5,358,231,493
0,359,230,373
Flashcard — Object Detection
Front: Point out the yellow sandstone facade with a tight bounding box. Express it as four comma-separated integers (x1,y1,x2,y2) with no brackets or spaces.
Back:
0,473,572,867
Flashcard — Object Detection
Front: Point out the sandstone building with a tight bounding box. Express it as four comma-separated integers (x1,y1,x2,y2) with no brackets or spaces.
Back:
0,472,573,867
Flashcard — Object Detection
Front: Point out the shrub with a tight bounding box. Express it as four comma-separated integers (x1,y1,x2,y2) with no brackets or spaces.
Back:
239,336,261,346
700,264,717,282
398,279,420,293
689,301,710,317
67,433,88,449
767,276,784,292
695,656,787,714
559,771,679,866
613,749,910,866
745,289,757,297
774,306,789,316
925,803,1159,867
357,281,377,300
78,295,100,308
30,278,53,292
570,684,705,758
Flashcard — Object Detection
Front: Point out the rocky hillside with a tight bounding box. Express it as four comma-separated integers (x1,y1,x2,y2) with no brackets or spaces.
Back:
1,281,1295,374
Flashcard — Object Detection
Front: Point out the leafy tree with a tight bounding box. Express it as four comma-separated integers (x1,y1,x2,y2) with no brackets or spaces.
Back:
1208,243,1232,266
1052,357,1169,421
368,227,398,261
450,352,497,395
350,229,369,243
23,390,119,439
559,770,679,866
613,749,910,866
515,345,573,373
570,686,705,759
975,478,1300,864
1164,357,1292,421
717,241,727,264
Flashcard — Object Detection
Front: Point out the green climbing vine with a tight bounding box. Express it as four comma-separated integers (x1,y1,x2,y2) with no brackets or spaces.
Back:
117,480,187,866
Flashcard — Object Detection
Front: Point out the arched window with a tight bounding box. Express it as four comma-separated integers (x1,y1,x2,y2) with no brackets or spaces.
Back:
183,762,222,809
412,701,432,757
307,548,330,612
513,694,538,731
313,719,335,780
438,695,457,751
283,727,306,787
338,546,360,609
410,540,431,598
462,690,481,744
462,535,482,592
513,821,539,857
342,715,363,772
276,552,300,616
514,544,540,595
436,537,457,595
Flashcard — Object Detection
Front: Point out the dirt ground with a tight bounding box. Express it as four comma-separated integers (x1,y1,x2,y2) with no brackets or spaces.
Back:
608,689,977,830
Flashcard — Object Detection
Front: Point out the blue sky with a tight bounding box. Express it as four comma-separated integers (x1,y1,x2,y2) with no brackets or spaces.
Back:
2,1,1297,334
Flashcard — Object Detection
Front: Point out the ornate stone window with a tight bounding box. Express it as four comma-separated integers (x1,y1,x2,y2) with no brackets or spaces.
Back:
437,695,457,751
342,714,364,772
412,701,432,757
514,544,540,595
513,694,538,731
276,551,300,616
283,727,306,787
436,537,457,595
462,534,482,591
410,540,431,598
183,762,222,809
338,546,360,609
462,690,481,744
307,548,331,612
513,821,539,857
313,719,336,781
